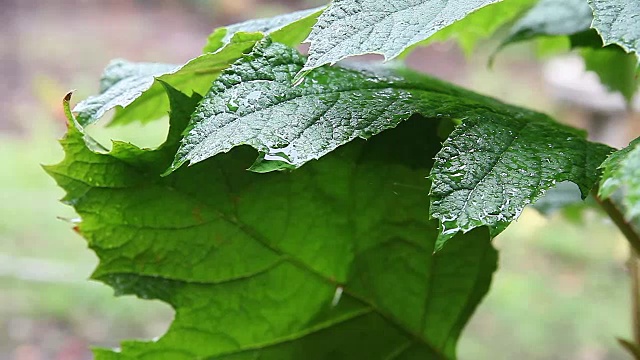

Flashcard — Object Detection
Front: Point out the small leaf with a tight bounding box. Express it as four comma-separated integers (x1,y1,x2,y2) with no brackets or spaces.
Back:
589,0,640,59
582,46,640,102
530,182,584,216
76,33,263,127
498,0,593,49
74,32,263,127
49,88,498,359
302,0,500,73
422,0,537,57
599,137,640,228
203,7,324,53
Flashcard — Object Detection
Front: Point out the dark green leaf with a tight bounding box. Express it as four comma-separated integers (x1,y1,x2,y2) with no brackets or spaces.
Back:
301,0,500,73
589,0,640,58
599,137,640,227
48,88,498,359
430,113,612,247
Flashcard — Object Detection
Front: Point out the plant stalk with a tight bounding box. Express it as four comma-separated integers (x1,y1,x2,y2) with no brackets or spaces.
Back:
595,193,640,346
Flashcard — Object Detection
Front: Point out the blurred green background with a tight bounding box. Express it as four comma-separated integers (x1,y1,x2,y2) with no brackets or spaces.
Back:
0,1,635,359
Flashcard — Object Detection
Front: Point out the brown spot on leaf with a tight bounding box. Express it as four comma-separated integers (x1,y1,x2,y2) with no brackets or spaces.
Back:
192,206,204,224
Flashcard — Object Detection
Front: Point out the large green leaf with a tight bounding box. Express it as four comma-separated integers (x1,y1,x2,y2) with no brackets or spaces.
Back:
48,87,498,359
170,39,612,245
589,0,640,58
599,137,640,228
301,0,500,73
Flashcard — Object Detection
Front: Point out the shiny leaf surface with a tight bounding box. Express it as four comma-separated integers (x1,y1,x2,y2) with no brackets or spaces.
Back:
302,0,500,73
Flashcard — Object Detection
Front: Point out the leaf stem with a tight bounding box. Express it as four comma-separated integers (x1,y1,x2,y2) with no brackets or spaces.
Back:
595,192,640,346
630,251,640,346
595,194,640,254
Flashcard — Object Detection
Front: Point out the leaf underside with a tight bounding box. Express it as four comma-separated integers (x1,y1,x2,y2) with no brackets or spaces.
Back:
49,87,498,359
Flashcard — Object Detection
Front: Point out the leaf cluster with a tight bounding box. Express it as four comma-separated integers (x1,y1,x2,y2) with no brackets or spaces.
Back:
47,1,640,358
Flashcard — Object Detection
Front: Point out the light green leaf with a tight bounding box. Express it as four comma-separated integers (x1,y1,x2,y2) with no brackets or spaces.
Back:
422,0,537,57
499,0,593,49
170,39,612,246
589,0,640,58
203,7,324,53
582,46,640,102
599,137,640,227
74,32,263,127
48,87,498,360
301,0,500,73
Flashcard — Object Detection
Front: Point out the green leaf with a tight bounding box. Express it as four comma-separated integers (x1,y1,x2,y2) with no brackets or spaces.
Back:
168,38,505,173
582,46,640,102
75,5,327,128
430,113,612,246
589,0,640,59
599,137,640,227
421,0,537,57
74,32,263,127
495,0,639,101
48,87,498,359
203,7,324,53
169,39,611,246
301,0,500,73
530,182,584,216
499,0,593,49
